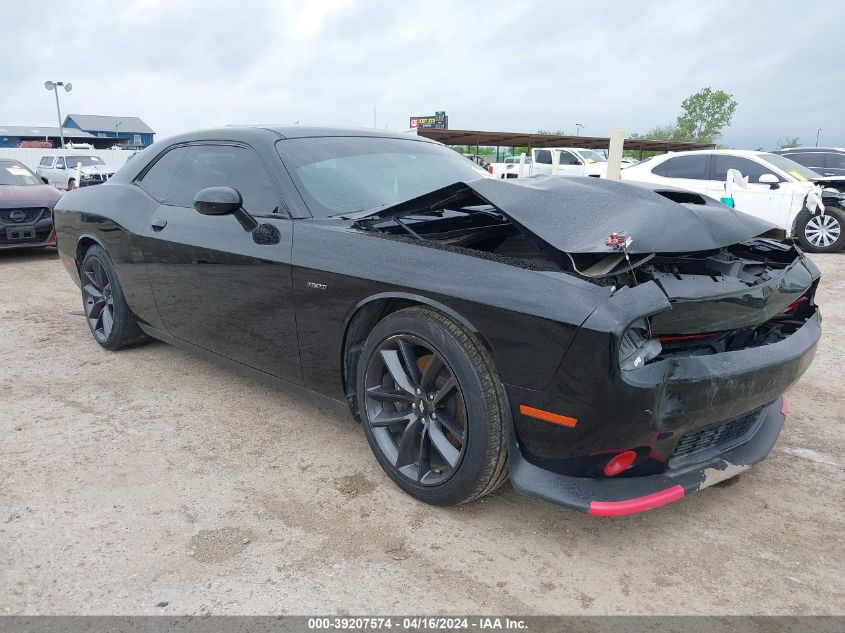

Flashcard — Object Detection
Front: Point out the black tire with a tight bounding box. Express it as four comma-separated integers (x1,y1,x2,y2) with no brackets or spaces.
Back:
67,178,76,190
795,206,845,253
356,306,509,506
80,244,147,350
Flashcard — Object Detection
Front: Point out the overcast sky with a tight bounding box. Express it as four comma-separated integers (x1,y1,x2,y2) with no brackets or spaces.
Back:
2,0,842,149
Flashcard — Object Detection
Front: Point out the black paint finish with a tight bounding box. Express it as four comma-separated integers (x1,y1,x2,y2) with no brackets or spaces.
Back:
52,125,822,513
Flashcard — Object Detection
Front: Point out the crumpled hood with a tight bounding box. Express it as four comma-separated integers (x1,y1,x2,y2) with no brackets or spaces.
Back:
363,176,777,254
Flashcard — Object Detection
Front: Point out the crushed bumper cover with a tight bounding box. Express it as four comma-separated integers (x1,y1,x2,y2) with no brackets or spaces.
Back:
509,397,787,516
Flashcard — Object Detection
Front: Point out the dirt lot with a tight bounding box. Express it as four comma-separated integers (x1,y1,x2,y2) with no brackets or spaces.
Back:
1,248,843,615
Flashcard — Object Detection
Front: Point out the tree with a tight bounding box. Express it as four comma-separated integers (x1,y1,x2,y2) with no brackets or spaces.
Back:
777,137,800,149
675,87,738,143
629,124,685,142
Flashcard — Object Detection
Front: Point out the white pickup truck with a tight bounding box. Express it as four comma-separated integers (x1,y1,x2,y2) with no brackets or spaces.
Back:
489,148,608,179
36,154,121,190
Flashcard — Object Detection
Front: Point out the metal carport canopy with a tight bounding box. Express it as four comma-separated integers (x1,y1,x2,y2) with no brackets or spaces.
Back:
416,128,715,154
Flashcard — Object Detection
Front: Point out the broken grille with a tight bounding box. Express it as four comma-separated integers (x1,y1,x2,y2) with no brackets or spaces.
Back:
669,405,767,468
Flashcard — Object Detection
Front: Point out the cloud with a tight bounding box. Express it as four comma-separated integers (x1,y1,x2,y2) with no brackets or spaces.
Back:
1,0,842,149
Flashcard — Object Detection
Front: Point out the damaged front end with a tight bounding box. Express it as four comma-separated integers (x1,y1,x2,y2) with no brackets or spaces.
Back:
351,175,821,514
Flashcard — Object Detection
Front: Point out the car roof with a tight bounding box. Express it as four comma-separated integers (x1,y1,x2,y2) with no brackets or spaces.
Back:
773,147,845,153
249,124,428,141
660,149,766,157
148,125,439,148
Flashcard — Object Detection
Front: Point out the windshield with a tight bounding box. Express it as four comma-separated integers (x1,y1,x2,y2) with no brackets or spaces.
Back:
64,156,104,167
276,137,489,218
576,149,607,163
759,153,820,182
0,162,41,186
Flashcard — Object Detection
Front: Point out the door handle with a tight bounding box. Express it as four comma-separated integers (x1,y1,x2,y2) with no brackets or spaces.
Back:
150,218,167,231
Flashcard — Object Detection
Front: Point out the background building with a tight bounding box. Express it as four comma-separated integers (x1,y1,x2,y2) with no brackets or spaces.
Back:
0,126,100,148
64,114,155,148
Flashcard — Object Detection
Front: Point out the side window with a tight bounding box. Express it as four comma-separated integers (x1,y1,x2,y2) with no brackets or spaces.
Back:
651,159,670,177
824,153,845,169
560,151,581,166
56,158,65,169
166,145,279,214
534,150,552,165
783,152,823,169
39,156,53,167
712,156,771,183
139,146,188,201
661,155,709,180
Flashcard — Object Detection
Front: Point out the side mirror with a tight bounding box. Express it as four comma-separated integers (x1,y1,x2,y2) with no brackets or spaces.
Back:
193,186,258,232
758,173,780,189
194,186,242,215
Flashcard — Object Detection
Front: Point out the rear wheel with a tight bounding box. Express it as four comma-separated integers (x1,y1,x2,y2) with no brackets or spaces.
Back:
796,206,845,252
80,245,146,350
67,178,76,190
357,306,509,506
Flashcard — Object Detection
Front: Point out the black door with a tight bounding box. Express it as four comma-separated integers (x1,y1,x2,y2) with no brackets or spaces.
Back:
141,143,302,384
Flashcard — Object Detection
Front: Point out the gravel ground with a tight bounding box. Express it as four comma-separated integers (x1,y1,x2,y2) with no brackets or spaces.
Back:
1,248,843,615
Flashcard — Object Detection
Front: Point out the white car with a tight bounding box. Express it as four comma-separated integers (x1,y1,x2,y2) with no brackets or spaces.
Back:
36,154,120,191
489,147,607,179
622,149,845,252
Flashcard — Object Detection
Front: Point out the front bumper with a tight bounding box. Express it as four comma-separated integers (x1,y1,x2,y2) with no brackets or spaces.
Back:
510,397,787,515
0,225,56,250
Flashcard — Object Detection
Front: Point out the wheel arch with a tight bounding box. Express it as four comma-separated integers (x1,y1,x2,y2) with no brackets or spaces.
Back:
74,233,106,271
340,292,494,419
75,233,107,271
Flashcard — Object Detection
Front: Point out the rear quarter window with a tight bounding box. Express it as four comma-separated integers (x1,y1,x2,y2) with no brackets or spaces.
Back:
658,155,709,180
138,147,188,201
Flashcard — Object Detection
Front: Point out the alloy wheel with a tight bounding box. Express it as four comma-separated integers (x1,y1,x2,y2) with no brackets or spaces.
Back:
82,256,115,342
804,214,841,248
364,334,467,486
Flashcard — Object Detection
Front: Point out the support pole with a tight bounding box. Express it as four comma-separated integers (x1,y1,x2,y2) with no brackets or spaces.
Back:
606,128,625,181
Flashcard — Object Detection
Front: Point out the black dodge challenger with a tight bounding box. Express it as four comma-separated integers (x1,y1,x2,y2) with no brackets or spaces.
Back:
53,126,821,516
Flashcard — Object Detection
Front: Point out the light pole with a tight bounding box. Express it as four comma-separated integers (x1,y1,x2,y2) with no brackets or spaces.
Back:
575,123,585,136
44,80,72,149
816,128,823,147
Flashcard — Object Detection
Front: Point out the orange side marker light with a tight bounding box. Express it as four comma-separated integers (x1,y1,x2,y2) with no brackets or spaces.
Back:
519,405,577,428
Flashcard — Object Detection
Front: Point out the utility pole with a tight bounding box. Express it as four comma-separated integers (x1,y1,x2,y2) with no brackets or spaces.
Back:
373,105,377,129
816,128,823,147
44,80,72,149
575,123,585,136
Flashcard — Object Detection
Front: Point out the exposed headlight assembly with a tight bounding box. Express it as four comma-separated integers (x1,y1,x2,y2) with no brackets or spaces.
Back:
619,318,661,370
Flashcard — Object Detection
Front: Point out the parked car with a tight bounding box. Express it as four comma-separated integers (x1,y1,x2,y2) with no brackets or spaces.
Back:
54,126,820,516
772,147,845,194
0,159,61,250
36,154,121,190
773,147,845,177
623,149,845,253
490,148,607,179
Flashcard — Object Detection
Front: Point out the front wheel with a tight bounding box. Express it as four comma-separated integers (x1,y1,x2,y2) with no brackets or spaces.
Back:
67,178,77,190
80,245,147,350
357,306,509,506
796,206,845,252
